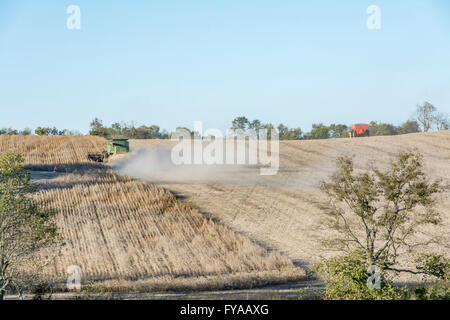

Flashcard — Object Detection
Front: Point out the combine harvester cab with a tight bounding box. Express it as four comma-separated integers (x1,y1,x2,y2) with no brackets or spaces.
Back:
351,124,370,137
107,138,130,155
88,138,129,162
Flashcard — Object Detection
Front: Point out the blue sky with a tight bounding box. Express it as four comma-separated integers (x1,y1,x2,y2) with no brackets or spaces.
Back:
1,0,449,134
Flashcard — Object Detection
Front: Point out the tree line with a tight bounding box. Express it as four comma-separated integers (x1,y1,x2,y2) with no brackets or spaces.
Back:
229,102,448,140
89,118,170,139
229,118,421,140
0,127,81,136
1,102,448,139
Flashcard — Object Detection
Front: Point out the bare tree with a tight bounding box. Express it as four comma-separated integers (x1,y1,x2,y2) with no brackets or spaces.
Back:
414,102,437,132
0,153,61,300
320,150,442,275
434,112,449,131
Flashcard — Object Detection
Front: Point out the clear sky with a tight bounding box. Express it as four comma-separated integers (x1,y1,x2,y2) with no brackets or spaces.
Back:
1,0,449,134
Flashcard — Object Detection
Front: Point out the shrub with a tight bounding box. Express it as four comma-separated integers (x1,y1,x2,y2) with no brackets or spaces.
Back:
313,250,406,300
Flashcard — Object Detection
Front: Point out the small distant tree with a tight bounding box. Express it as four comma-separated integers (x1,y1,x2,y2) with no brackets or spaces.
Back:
111,122,122,136
329,124,349,138
148,125,165,139
246,120,262,137
305,123,330,139
0,128,19,135
398,120,421,135
19,128,32,136
0,153,61,299
89,118,110,137
434,112,449,131
173,127,195,139
261,123,275,138
368,121,398,136
231,117,250,131
34,127,51,136
277,124,287,135
249,119,262,131
277,124,303,140
126,122,138,139
34,127,68,136
414,102,437,132
50,127,59,135
316,150,447,299
412,102,449,132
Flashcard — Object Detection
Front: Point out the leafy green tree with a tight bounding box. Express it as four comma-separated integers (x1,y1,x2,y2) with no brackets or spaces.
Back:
246,119,263,137
34,127,51,136
398,120,421,135
277,124,303,140
135,125,169,139
89,118,111,137
415,254,450,281
19,128,32,136
261,123,275,138
305,123,330,139
111,122,122,135
50,127,59,135
319,151,444,280
284,128,303,140
368,121,398,136
0,153,61,299
329,124,349,138
316,150,448,299
89,119,169,139
248,119,262,131
0,128,18,135
231,116,250,131
313,249,406,300
35,127,68,136
277,124,288,137
126,122,138,139
89,118,104,131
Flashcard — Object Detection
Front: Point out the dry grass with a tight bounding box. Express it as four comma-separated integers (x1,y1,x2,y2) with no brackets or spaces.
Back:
0,135,304,292
0,135,105,166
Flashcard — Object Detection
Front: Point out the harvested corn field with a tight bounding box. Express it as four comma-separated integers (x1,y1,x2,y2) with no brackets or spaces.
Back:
0,135,105,166
0,136,304,292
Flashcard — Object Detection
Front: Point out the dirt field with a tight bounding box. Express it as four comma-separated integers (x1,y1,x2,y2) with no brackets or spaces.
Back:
122,131,450,283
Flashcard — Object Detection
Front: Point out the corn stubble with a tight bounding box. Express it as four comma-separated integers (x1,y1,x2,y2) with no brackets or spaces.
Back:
0,135,106,165
0,136,303,291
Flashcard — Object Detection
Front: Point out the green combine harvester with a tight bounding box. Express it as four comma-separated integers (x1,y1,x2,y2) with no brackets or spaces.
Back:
88,138,129,162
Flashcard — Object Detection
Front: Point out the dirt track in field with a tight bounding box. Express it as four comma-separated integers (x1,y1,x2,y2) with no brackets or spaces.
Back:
118,131,450,278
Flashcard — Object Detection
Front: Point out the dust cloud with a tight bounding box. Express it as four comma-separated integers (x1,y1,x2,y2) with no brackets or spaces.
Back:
112,147,263,185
